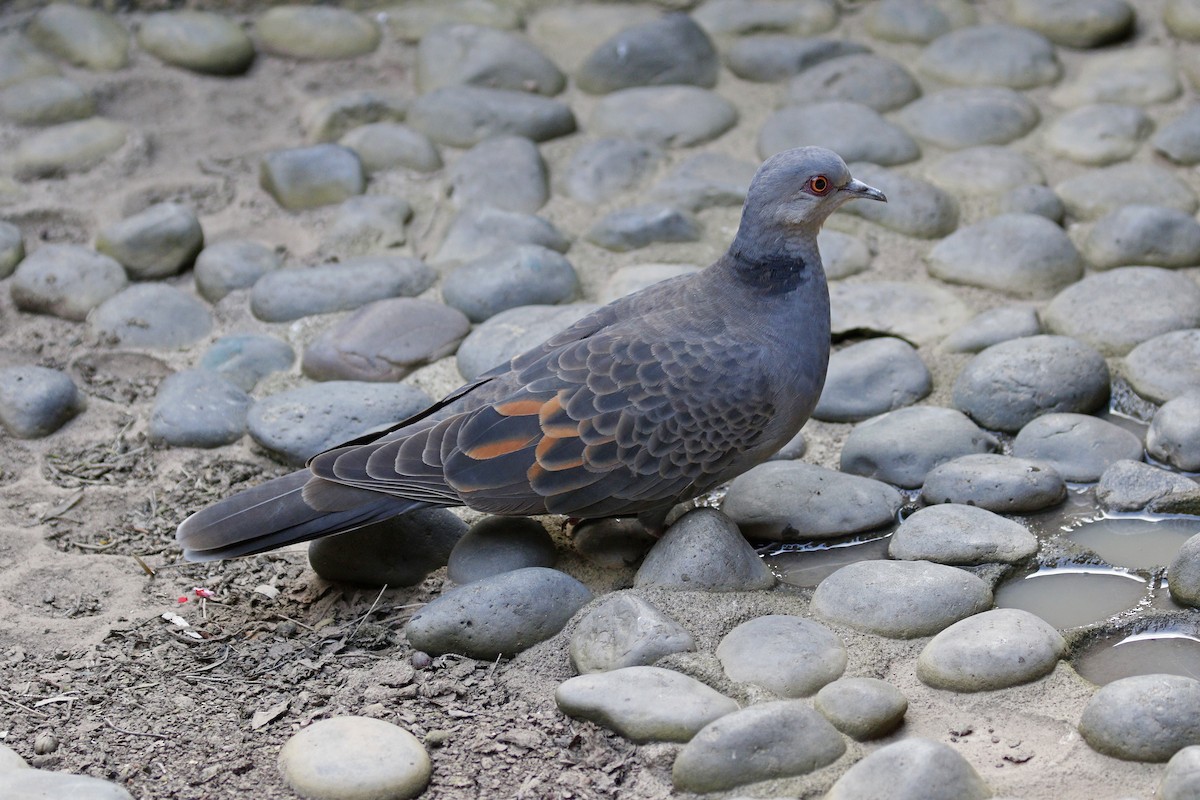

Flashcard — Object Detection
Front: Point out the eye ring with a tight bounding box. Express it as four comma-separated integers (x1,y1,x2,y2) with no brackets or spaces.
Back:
809,175,831,195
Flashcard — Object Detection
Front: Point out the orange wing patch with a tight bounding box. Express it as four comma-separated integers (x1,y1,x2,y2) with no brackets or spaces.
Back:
539,392,578,438
494,397,543,417
463,434,538,460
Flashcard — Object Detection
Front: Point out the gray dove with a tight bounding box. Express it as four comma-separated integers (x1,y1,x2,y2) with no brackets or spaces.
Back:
177,146,885,560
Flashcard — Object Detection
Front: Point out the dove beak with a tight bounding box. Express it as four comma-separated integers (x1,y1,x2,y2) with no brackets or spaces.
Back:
843,179,886,203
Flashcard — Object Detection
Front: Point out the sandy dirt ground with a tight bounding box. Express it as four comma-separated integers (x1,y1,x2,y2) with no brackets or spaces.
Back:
0,0,1197,798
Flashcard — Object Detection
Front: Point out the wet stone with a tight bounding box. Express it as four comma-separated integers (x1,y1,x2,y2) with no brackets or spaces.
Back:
918,608,1065,692
1051,47,1181,107
407,567,592,659
302,89,409,144
560,138,664,206
812,559,992,638
148,369,250,448
1123,329,1200,404
96,202,203,280
1169,533,1200,608
577,13,718,94
13,117,127,179
927,214,1083,298
813,337,931,423
1008,0,1134,48
1096,459,1200,516
839,164,957,239
1147,393,1200,472
693,0,839,36
447,136,548,213
303,298,469,383
635,508,775,591
407,86,576,148
918,23,1060,88
308,509,467,587
10,244,126,321
199,333,294,392
447,517,555,584
589,86,736,149
339,123,441,174
570,594,695,673
953,335,1110,432
27,4,129,71
0,33,60,89
90,284,212,349
193,240,280,303
758,102,919,166
555,666,737,743
1082,205,1200,270
895,87,1039,149
0,221,22,278
0,366,85,439
278,717,429,800
672,701,845,793
1044,267,1200,357
417,23,564,96
1055,163,1198,221
818,230,871,279
1014,413,1145,482
137,11,256,76
826,738,989,800
840,405,998,489
1160,745,1200,799
723,461,903,540
434,205,570,265
324,195,412,256
724,36,868,83
943,305,1042,354
586,205,701,252
1155,107,1200,164
0,770,133,800
1045,104,1153,166
441,244,579,323
0,76,94,126
815,677,907,741
648,152,756,212
785,54,919,112
250,256,435,323
260,144,364,211
255,6,380,60
716,615,847,697
1079,674,1200,762
455,303,598,381
889,503,1037,565
922,453,1068,513
864,0,977,44
571,518,657,570
601,263,699,303
831,281,972,345
248,381,431,466
925,146,1043,197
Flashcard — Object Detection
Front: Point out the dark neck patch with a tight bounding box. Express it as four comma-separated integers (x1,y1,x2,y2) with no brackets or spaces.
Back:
728,246,809,294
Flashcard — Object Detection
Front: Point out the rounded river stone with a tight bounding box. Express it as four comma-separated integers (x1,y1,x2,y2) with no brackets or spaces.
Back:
759,101,920,166
813,337,931,422
137,11,255,75
96,202,204,280
917,23,1060,89
716,615,846,697
90,284,212,348
1122,329,1200,404
839,163,958,239
917,608,1065,691
895,87,1040,149
10,243,126,321
1082,205,1200,270
1168,533,1200,608
1008,0,1134,48
1044,104,1153,166
308,509,467,587
1013,413,1145,482
255,6,380,60
1080,674,1200,762
441,244,579,323
1055,163,1198,221
569,594,695,674
1147,393,1200,472
889,503,1037,565
576,13,718,94
417,23,564,96
589,86,737,148
456,303,598,381
814,677,907,740
446,516,555,584
785,54,920,113
942,305,1042,354
148,369,250,448
922,453,1067,513
824,737,990,800
278,716,429,800
634,508,775,592
0,365,85,438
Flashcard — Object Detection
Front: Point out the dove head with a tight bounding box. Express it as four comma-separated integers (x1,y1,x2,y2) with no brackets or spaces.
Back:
730,147,885,273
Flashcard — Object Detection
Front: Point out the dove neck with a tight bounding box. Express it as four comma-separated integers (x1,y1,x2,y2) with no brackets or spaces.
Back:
725,234,822,295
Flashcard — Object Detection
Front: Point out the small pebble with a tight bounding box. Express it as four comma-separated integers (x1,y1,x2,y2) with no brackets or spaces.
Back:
259,144,364,211
193,240,280,303
569,594,695,674
447,517,556,584
90,284,212,348
1013,413,1144,482
1079,674,1200,762
339,123,442,174
0,366,85,439
148,369,250,448
441,245,579,323
27,3,129,71
635,508,775,591
723,461,902,539
555,666,737,743
824,738,990,799
0,76,94,125
889,503,1037,565
308,509,467,586
406,567,592,658
96,202,204,280
814,677,907,740
716,615,847,697
10,244,126,321
922,453,1067,513
1147,393,1200,472
13,117,127,179
278,717,429,799
812,337,931,423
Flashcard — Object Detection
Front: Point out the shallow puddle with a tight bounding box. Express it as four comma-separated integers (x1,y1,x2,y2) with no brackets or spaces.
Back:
1067,517,1200,571
994,567,1148,630
1073,627,1200,685
764,534,892,588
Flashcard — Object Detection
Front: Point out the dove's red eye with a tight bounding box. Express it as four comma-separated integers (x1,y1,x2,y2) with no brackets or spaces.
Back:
809,175,830,195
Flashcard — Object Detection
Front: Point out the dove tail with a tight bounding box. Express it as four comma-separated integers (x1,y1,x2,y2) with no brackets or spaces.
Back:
175,471,428,561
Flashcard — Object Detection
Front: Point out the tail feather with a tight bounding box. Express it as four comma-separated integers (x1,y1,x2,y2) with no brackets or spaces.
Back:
176,471,430,561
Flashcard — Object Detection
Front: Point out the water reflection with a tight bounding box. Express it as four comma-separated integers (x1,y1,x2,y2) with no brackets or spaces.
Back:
1074,627,1200,685
763,534,892,588
1068,517,1199,571
994,566,1148,630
